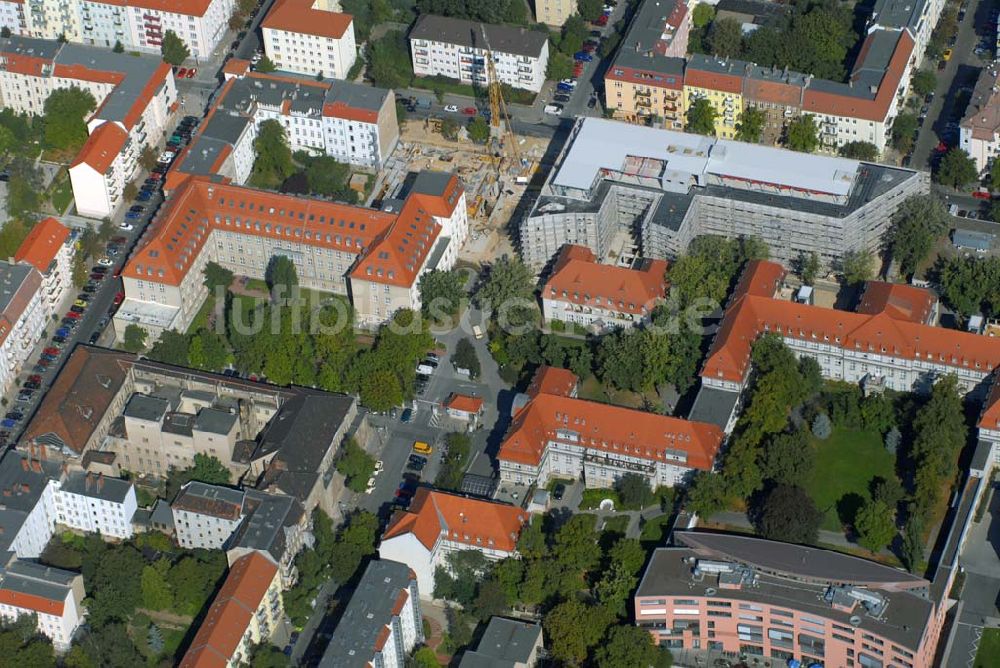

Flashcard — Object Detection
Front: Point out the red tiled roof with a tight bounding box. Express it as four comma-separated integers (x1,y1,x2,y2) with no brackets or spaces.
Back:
127,174,462,289
382,489,528,552
222,58,251,78
129,0,215,17
542,244,668,317
703,260,1000,384
262,0,354,39
605,65,684,90
69,122,128,172
180,552,279,668
0,589,64,617
443,393,484,414
980,372,1000,429
857,281,935,324
527,365,578,398
499,389,723,468
684,64,743,94
14,217,69,274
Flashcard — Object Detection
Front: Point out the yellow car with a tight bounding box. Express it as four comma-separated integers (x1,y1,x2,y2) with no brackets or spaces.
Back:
74,299,88,308
412,440,433,455
943,48,953,61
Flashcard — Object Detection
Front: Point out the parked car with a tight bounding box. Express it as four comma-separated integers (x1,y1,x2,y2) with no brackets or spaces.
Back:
64,311,81,320
574,51,593,62
443,104,459,112
56,327,71,337
70,305,85,314
554,94,571,103
185,68,197,78
125,211,143,221
97,257,113,267
61,317,78,327
89,332,101,344
33,362,50,372
43,347,60,356
114,291,125,305
544,103,563,115
5,411,23,420
137,191,154,202
22,381,39,390
400,408,414,423
16,390,33,403
120,222,135,231
462,107,477,115
176,67,188,77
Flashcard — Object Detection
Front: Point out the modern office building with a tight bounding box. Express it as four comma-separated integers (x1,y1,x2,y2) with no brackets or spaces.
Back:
520,118,927,271
541,244,669,331
13,217,74,320
0,36,175,218
498,365,723,489
960,64,1000,173
634,532,946,668
318,559,423,668
168,70,398,184
378,489,528,597
118,171,466,336
409,15,549,93
261,0,356,79
0,560,85,651
0,0,235,58
180,551,283,668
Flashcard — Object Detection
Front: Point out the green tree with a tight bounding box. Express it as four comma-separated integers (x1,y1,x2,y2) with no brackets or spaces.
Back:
544,599,612,665
411,647,441,668
298,153,353,200
756,484,823,544
122,324,147,353
248,644,289,667
43,87,96,150
467,115,490,144
203,261,234,291
991,159,1000,192
910,375,966,518
265,254,298,294
440,117,460,141
336,437,376,493
596,624,673,668
798,251,821,284
900,515,924,572
891,113,919,153
359,367,404,411
855,499,897,553
692,3,715,28
785,114,819,153
936,148,979,189
760,429,815,484
140,560,173,610
252,120,294,188
420,269,465,319
165,453,232,500
160,30,190,66
735,107,766,143
189,329,231,371
71,254,88,287
888,194,949,276
560,15,589,56
614,472,653,508
147,329,190,366
139,145,159,171
839,141,879,161
5,158,42,218
255,55,277,73
841,250,873,286
685,98,717,136
547,51,574,81
367,31,412,89
476,255,537,328
686,471,729,519
912,70,937,97
452,338,480,379
707,18,743,58
577,0,602,21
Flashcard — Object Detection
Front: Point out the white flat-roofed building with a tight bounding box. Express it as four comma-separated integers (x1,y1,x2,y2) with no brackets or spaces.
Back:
261,0,356,79
55,470,137,539
409,15,549,93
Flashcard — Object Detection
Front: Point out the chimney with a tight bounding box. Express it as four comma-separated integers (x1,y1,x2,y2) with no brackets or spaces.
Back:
20,458,28,472
31,460,41,473
85,472,92,492
2,489,9,497
28,444,36,458
21,483,29,493
39,444,46,460
97,473,104,493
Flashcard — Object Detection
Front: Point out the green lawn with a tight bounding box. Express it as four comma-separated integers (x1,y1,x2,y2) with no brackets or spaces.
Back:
975,628,1000,668
807,426,896,532
48,170,74,212
186,293,216,334
600,515,630,535
639,515,673,547
580,487,620,510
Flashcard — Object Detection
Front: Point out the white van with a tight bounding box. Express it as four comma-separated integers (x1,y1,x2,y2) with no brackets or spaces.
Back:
472,324,484,340
543,104,563,115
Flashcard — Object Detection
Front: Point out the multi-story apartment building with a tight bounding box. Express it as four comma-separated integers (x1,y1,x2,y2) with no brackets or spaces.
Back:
172,481,245,550
0,560,85,651
0,36,176,218
378,488,528,597
869,0,946,69
226,490,310,588
498,365,723,489
541,244,668,331
691,260,1000,433
459,617,544,668
13,217,74,319
168,71,398,187
409,15,549,93
520,117,927,271
55,470,137,539
684,55,744,139
180,551,283,668
0,0,234,58
0,262,47,397
535,0,575,27
318,559,423,668
117,170,466,336
261,0,356,79
960,64,1000,174
635,532,946,668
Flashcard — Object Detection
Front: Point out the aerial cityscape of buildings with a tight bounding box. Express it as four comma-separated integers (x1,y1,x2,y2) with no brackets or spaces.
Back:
0,0,996,664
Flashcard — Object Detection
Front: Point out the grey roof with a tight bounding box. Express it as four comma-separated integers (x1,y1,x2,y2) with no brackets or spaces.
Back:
60,471,132,504
326,79,389,113
464,617,542,665
409,14,548,58
319,559,417,667
411,171,454,198
637,542,933,650
123,394,169,422
54,43,165,125
7,559,79,586
149,498,174,529
687,384,739,431
952,229,994,250
971,438,993,472
870,0,928,29
230,490,303,561
850,29,899,92
162,412,194,436
194,408,238,435
172,481,245,518
0,560,78,603
0,452,62,554
0,35,60,61
0,263,37,313
610,0,686,77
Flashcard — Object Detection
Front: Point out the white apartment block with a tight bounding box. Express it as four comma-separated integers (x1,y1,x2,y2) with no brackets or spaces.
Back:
318,560,423,668
409,15,549,93
0,0,234,58
378,489,527,597
54,471,137,539
868,0,946,69
0,560,86,651
261,0,356,79
0,263,47,398
961,65,1000,174
0,37,175,218
171,481,245,550
13,217,74,321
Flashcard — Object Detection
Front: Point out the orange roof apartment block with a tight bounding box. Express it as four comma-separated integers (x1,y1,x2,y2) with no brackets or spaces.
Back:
541,244,669,331
498,366,723,489
180,552,281,668
260,0,357,79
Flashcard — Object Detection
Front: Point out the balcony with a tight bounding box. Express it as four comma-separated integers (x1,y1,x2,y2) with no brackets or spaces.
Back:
635,98,652,108
635,88,651,97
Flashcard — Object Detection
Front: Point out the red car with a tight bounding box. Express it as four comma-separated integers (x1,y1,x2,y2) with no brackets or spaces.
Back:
176,67,187,77
89,273,105,281
582,43,597,52
64,311,81,320
42,348,60,356
27,375,41,384
595,14,608,26
935,141,949,153
186,68,197,78
972,189,992,200
462,107,477,115
114,291,125,306
148,172,163,181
